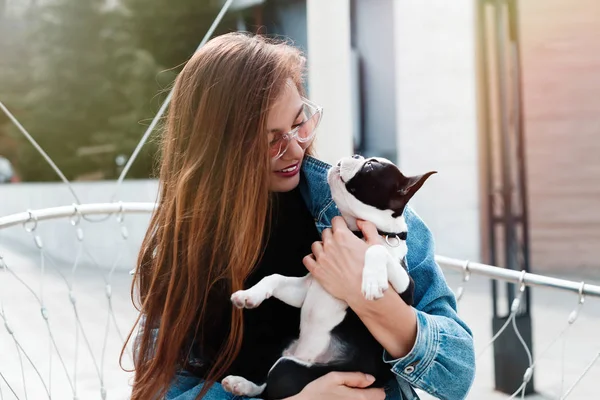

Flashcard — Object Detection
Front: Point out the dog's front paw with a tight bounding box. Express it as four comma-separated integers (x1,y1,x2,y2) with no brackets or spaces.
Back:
222,376,256,396
362,265,388,301
231,288,270,309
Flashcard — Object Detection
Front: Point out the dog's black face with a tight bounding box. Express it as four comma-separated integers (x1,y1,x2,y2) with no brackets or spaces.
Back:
328,155,436,219
345,158,405,213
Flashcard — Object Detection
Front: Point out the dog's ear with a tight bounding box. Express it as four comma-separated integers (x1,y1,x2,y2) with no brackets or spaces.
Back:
390,171,437,217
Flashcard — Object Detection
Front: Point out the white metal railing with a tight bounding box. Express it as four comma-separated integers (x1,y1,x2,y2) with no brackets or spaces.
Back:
436,255,600,298
0,203,157,231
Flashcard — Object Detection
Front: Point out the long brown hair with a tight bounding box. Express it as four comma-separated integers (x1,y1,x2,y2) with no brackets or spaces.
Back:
124,32,306,399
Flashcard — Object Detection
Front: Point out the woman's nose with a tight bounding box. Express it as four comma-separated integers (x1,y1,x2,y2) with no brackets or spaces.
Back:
285,137,304,158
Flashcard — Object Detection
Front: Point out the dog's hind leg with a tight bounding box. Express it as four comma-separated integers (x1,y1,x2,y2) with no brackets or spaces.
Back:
221,375,266,397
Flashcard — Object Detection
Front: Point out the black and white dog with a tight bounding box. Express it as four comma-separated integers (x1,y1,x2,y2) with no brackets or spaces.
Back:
222,155,435,399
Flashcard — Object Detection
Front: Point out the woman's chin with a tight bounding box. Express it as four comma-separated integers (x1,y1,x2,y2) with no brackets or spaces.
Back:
269,171,301,192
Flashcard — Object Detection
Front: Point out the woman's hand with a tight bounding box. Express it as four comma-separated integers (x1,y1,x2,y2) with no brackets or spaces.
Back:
303,216,381,302
289,371,385,400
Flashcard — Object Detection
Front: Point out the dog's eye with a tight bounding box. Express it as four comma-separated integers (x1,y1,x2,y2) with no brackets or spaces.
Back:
349,187,356,193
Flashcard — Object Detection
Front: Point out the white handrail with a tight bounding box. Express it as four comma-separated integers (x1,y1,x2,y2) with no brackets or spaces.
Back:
0,202,157,230
436,255,600,298
2,202,598,298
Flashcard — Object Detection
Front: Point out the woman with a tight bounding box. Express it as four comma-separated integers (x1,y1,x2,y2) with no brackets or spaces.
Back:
126,32,475,400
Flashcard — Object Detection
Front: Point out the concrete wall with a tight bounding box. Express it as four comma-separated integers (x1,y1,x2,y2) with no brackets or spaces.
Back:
353,0,398,162
306,0,354,165
393,0,481,261
0,181,158,271
270,0,308,56
519,0,600,272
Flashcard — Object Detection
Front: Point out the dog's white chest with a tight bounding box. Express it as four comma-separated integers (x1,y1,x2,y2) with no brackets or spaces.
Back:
291,281,347,363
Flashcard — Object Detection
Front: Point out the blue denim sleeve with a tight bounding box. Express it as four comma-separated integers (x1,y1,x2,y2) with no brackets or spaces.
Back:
382,206,476,400
165,371,266,400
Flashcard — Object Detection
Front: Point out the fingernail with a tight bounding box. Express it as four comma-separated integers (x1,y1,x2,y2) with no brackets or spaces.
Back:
365,374,375,382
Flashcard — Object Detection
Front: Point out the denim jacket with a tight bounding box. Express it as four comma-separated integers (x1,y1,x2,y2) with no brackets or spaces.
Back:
164,155,475,400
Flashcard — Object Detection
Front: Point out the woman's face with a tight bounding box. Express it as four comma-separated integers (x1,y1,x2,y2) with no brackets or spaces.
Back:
267,81,308,192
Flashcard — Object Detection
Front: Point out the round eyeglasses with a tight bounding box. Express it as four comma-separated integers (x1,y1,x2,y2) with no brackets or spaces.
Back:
269,98,323,160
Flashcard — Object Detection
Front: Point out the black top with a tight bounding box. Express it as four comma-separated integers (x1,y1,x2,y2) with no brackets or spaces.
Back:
187,186,321,383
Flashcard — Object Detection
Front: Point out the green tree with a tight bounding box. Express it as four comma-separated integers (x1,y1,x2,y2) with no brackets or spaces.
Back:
0,2,32,177
122,0,237,73
2,0,168,181
1,0,245,182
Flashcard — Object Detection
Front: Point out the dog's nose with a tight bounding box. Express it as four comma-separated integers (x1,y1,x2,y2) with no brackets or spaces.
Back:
352,154,362,159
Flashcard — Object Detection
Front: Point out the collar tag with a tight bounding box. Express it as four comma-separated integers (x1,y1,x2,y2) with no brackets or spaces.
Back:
352,230,408,247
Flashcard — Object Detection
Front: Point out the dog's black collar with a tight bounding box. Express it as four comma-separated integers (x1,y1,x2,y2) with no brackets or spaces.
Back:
352,230,407,241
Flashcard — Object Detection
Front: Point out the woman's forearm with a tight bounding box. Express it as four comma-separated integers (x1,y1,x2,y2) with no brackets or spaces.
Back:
345,288,417,359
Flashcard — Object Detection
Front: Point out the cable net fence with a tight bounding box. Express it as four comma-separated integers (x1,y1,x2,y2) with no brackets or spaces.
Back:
438,263,600,400
0,206,148,400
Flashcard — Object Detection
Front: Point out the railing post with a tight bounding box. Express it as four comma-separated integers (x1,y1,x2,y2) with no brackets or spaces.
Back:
478,0,535,395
